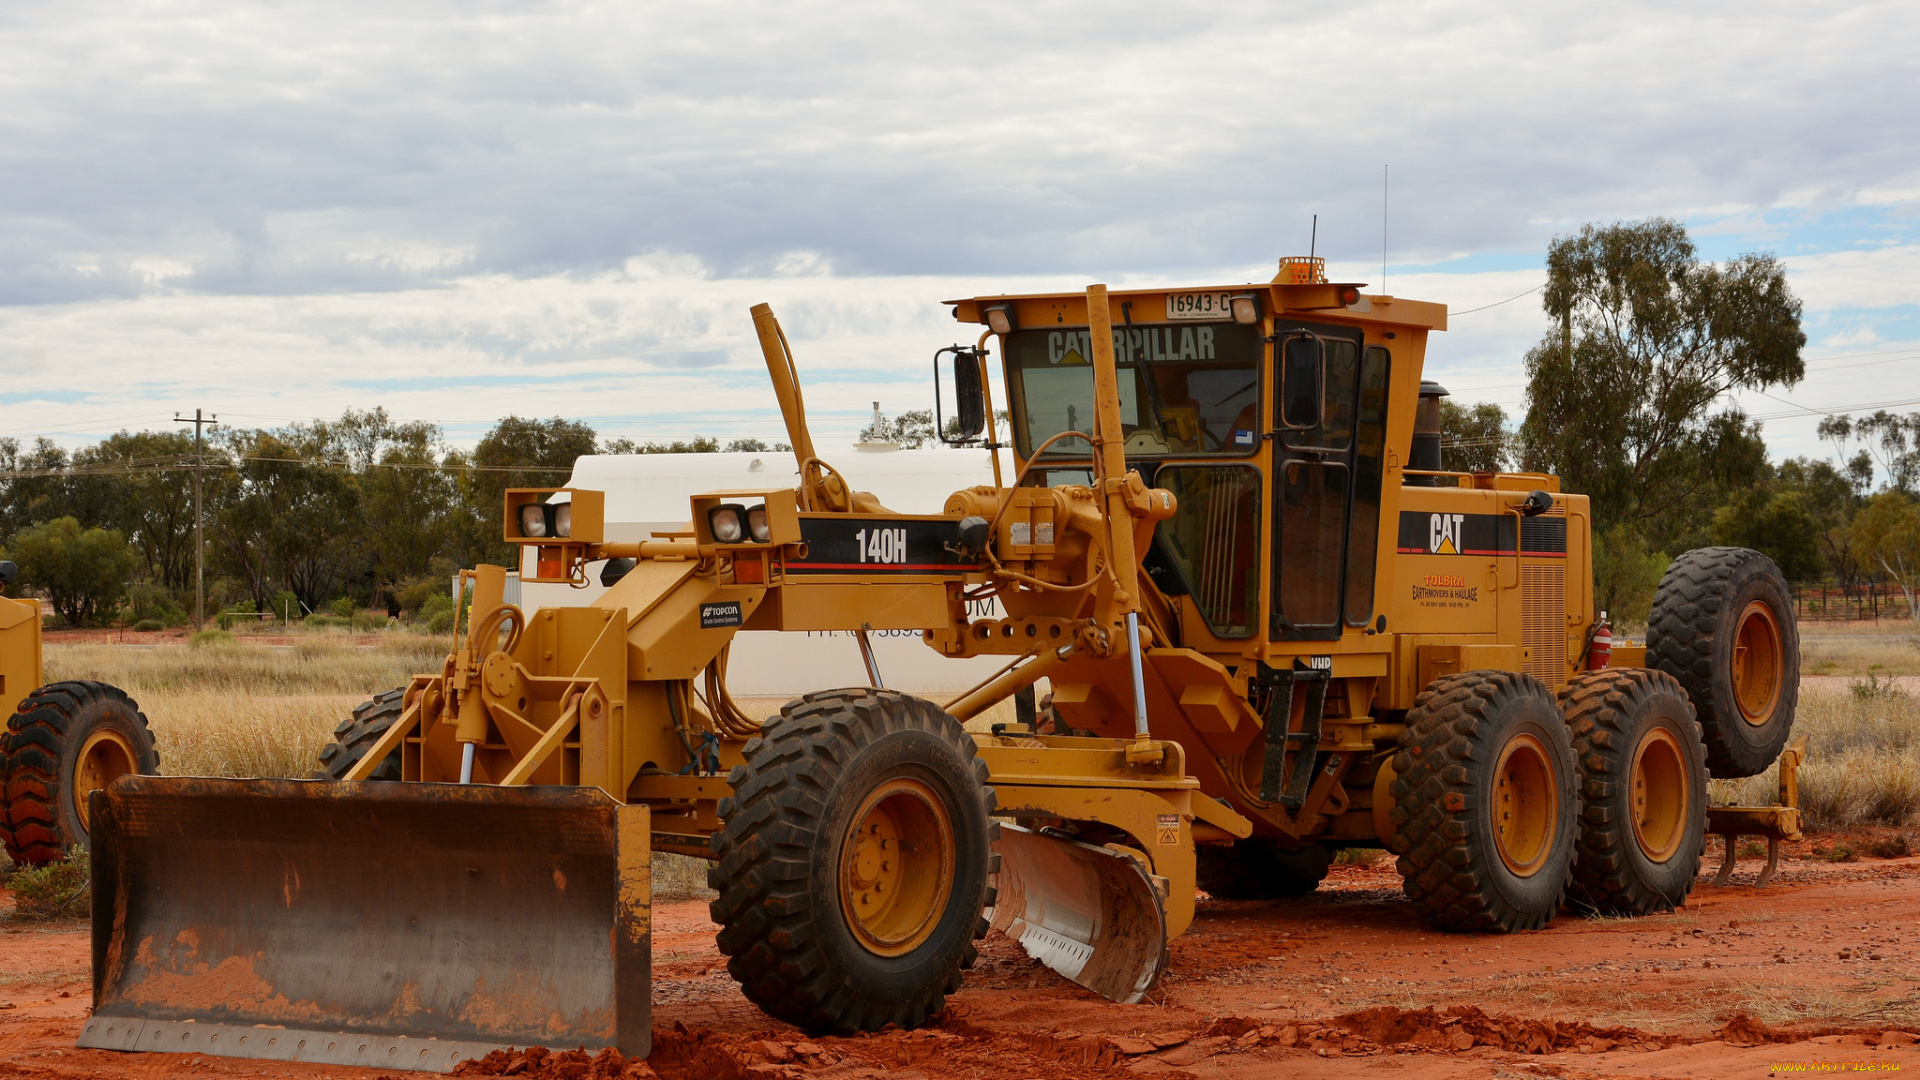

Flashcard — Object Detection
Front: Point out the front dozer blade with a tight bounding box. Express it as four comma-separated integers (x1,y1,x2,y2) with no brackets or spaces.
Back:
987,823,1168,1003
81,777,650,1074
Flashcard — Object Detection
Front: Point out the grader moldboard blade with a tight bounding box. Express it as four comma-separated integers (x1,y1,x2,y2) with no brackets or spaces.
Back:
81,776,650,1074
987,824,1168,1003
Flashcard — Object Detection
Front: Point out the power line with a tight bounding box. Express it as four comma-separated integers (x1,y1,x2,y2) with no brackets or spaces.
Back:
0,454,583,482
1449,284,1545,317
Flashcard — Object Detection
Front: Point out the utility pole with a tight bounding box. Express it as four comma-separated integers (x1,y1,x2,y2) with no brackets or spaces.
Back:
174,410,218,630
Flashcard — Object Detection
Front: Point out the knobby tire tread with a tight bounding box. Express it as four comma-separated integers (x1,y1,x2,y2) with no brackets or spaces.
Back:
1646,546,1799,778
316,687,407,781
1387,670,1577,933
3,680,156,865
1560,669,1708,915
706,688,997,1034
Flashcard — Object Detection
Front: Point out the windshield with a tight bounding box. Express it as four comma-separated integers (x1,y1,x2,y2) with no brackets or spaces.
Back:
1005,321,1263,458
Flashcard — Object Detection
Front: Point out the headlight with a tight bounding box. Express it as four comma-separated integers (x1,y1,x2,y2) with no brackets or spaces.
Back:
708,504,747,543
746,505,769,543
519,503,549,538
553,501,572,538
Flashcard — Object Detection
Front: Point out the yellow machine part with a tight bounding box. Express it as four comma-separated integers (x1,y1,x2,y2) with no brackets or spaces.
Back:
0,593,41,719
82,777,650,1074
988,824,1168,1003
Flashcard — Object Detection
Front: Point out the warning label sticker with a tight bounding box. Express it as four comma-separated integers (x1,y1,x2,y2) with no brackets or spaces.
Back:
1156,813,1181,846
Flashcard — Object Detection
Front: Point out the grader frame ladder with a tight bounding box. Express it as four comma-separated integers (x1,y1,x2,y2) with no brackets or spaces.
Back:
83,259,1801,1071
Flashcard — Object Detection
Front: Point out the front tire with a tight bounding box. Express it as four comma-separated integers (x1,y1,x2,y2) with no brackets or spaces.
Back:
2,681,158,865
1388,671,1578,932
1647,547,1799,778
1562,669,1708,915
708,688,997,1033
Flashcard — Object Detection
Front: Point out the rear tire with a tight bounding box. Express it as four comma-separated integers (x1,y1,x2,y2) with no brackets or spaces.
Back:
708,688,997,1034
315,687,405,781
1388,671,1578,933
1647,547,1799,778
1197,840,1330,899
2,681,158,865
1562,669,1708,915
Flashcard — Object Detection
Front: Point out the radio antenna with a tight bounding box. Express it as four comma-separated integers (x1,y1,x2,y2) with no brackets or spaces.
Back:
1382,165,1389,292
1309,214,1317,260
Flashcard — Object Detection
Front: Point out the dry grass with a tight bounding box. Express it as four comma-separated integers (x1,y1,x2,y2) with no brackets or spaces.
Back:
654,853,715,902
45,636,449,696
1713,687,1920,831
43,638,449,779
1802,629,1920,676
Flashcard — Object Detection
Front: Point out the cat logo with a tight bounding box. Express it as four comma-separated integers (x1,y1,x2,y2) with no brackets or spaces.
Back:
1429,513,1466,555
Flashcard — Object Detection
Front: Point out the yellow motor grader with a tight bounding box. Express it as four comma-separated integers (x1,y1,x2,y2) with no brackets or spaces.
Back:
75,259,1799,1071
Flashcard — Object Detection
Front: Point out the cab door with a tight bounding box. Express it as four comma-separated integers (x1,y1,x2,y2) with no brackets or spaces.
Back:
1270,323,1391,641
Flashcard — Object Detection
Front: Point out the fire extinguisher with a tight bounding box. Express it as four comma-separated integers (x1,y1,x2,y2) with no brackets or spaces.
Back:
1588,611,1612,670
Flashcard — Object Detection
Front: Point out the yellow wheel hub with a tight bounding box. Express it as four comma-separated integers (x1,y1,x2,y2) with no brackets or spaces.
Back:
839,778,956,958
1731,600,1783,727
1630,726,1689,862
1492,732,1557,878
75,729,138,830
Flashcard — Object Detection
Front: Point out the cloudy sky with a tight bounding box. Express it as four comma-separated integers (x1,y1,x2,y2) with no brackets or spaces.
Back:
2,0,1917,468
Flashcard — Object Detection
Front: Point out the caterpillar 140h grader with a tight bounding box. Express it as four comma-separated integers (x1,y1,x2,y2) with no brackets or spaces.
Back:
74,259,1799,1071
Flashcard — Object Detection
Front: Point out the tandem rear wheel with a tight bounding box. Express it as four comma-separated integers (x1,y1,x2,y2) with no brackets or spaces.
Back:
707,688,997,1034
1561,668,1708,915
1389,671,1578,932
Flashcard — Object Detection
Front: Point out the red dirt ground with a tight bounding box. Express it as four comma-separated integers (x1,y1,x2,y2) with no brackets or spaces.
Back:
7,845,1920,1079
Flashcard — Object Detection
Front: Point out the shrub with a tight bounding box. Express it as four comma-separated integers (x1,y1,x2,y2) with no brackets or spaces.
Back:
132,618,166,632
419,591,458,634
1869,834,1912,859
270,589,302,621
123,583,190,628
304,614,348,629
7,517,138,626
1851,674,1908,702
328,596,357,618
9,849,89,919
189,629,235,648
396,575,445,617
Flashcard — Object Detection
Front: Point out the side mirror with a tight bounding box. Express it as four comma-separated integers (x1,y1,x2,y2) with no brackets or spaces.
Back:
0,560,14,587
935,345,988,443
1278,331,1325,429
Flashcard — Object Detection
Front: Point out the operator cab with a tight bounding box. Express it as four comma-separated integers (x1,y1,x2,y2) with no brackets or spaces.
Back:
946,258,1446,645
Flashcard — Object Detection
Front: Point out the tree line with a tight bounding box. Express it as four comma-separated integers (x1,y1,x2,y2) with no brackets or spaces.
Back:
1440,218,1920,622
0,414,784,627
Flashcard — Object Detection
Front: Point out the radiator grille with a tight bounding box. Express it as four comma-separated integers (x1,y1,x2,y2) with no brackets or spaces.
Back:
1522,559,1567,687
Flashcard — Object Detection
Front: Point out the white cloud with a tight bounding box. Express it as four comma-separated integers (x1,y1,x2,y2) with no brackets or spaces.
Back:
1783,246,1920,310
4,0,1918,304
3,0,1919,464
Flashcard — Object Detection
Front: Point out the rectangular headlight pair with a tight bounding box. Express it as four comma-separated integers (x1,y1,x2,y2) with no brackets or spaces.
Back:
707,503,770,544
518,501,573,539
